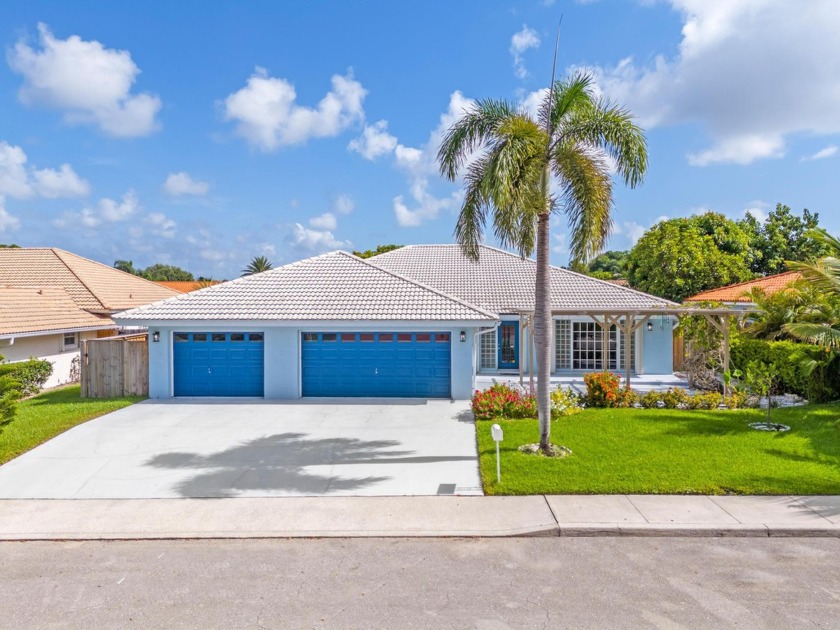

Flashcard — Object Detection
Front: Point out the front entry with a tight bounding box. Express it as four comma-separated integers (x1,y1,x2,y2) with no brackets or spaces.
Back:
498,322,519,370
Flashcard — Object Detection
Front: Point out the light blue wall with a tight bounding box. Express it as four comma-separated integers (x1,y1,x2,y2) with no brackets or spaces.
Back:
639,317,675,375
142,322,480,400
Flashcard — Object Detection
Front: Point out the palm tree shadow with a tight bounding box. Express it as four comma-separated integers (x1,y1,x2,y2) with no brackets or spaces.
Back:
145,432,456,497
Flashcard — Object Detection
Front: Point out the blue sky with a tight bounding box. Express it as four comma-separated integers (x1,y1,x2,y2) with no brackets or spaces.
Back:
1,0,838,278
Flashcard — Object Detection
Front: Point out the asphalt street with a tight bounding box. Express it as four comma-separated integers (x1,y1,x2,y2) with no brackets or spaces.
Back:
2,537,839,629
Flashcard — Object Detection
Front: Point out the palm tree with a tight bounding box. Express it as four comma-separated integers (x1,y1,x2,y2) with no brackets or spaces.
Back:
785,229,840,349
438,71,647,452
242,255,273,276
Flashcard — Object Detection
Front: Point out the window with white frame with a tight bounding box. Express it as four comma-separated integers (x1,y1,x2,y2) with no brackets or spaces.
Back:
62,332,78,350
554,318,636,372
555,319,571,370
479,330,497,370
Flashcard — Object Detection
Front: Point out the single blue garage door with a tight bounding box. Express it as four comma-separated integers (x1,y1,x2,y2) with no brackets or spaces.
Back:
173,332,264,397
301,332,451,398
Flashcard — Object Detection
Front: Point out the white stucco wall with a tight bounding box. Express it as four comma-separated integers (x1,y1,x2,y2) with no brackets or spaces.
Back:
0,331,101,389
144,322,482,400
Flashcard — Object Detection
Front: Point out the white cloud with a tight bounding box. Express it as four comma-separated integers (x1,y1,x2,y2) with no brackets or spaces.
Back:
223,68,367,151
146,211,176,238
0,199,21,233
288,223,350,253
551,233,568,255
802,144,838,161
0,141,89,199
309,212,337,230
333,193,354,215
348,120,397,160
587,0,840,165
54,189,139,229
744,199,770,223
510,25,541,80
8,23,161,137
163,172,209,196
259,243,276,257
623,221,647,245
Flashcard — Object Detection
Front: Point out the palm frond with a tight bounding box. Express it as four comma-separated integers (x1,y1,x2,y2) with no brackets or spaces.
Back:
788,258,840,295
437,99,520,181
783,322,840,349
541,70,596,133
552,141,613,266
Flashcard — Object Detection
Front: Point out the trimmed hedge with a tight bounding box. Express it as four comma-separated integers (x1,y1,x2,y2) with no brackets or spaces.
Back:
730,337,839,402
0,359,53,397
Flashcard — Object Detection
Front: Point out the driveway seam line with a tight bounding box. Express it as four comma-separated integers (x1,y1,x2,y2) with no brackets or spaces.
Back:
625,495,650,523
787,495,835,524
541,495,561,535
708,496,744,524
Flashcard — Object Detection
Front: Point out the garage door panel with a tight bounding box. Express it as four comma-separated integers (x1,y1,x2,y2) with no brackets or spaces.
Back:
174,332,264,397
302,332,450,398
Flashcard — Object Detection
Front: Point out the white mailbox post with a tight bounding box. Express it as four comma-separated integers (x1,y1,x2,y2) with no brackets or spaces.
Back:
491,423,504,484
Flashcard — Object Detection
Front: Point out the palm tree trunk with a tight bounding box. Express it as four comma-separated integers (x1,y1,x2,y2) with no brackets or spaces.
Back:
536,169,553,451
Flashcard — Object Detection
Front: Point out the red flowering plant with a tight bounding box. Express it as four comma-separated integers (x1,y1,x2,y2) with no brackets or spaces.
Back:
582,371,636,408
471,382,537,420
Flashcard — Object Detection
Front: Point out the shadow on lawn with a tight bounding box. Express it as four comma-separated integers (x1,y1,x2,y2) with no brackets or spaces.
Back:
145,432,476,497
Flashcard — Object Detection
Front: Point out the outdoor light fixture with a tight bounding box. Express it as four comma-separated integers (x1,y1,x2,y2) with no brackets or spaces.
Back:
152,331,160,343
460,331,466,342
646,322,654,332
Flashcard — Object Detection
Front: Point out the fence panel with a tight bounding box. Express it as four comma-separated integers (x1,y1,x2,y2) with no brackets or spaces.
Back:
81,334,149,398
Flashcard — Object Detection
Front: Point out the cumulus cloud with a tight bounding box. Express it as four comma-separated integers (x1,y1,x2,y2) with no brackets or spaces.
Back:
744,199,770,223
146,211,177,238
586,0,840,165
510,25,541,80
53,189,139,228
0,199,21,233
288,223,350,253
802,145,838,161
223,68,367,151
622,221,647,245
348,119,398,160
333,194,354,214
309,212,337,230
8,23,162,137
163,171,209,196
0,141,90,199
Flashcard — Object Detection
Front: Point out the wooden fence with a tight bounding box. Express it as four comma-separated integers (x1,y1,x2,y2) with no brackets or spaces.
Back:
673,330,685,372
81,334,149,398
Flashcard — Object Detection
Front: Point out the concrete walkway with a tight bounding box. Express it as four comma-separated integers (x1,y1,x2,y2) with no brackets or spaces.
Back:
1,495,838,540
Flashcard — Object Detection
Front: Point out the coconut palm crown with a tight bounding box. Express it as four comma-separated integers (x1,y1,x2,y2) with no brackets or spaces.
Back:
242,255,274,276
437,71,647,450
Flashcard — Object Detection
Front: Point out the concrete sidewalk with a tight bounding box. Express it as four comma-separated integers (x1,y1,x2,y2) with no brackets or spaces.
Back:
1,495,839,540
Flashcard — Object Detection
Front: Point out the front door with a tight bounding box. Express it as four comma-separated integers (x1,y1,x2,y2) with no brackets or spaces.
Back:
498,322,519,370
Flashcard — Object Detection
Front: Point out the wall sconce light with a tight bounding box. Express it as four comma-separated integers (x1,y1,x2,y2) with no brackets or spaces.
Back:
152,331,160,343
460,331,466,343
646,322,654,332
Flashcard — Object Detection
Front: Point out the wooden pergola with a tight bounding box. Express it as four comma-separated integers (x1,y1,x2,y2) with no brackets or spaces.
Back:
516,307,753,392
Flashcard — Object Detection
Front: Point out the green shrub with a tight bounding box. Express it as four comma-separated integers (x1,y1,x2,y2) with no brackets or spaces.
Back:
583,372,636,408
730,336,839,402
0,358,53,397
640,391,664,408
550,387,583,419
472,383,535,420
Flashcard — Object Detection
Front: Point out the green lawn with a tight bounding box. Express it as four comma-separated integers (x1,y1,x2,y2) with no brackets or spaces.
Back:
0,385,143,465
477,405,840,495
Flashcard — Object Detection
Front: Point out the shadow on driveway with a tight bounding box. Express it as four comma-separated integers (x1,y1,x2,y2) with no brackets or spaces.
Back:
145,432,476,497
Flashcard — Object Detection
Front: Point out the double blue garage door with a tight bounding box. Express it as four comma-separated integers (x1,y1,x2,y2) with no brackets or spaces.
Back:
301,332,451,398
173,332,264,397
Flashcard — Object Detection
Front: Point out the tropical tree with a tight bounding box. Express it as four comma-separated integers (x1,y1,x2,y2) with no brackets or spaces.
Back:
242,255,273,276
352,244,403,259
745,282,839,342
740,204,827,275
587,249,628,279
438,70,647,452
785,229,840,349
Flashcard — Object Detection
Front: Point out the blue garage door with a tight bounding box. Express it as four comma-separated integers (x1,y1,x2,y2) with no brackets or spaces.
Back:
301,332,451,398
173,332,264,397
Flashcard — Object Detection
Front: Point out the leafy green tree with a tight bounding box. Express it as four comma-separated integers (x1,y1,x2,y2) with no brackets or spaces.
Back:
114,259,137,274
242,255,273,276
438,70,647,452
352,244,403,259
740,204,827,275
140,264,194,282
587,250,628,279
0,355,21,427
625,212,754,302
0,244,20,248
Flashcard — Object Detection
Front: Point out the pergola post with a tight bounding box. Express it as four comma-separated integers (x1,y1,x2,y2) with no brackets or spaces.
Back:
518,312,525,387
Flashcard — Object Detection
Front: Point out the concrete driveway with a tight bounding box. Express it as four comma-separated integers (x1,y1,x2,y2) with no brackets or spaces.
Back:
0,400,482,498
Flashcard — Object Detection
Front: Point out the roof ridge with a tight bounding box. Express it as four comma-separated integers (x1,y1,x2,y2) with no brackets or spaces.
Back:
337,251,499,319
50,248,107,311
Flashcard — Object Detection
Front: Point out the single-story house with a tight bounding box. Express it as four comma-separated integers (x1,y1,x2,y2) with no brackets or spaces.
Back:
0,248,178,389
685,271,802,309
114,245,679,400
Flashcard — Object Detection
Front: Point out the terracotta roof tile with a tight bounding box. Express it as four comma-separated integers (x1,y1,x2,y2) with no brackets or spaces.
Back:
0,248,178,311
0,287,114,336
155,281,222,293
685,271,802,303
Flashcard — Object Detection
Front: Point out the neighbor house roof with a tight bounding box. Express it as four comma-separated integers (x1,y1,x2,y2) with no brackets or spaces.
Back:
371,245,677,313
0,287,113,336
114,251,497,322
0,248,179,312
685,271,803,303
154,280,222,293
